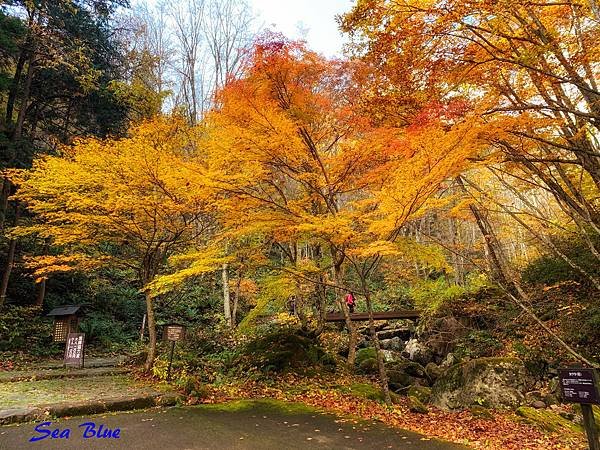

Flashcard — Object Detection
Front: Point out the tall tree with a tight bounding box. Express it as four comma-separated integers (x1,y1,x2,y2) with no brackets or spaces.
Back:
14,116,216,370
0,0,137,307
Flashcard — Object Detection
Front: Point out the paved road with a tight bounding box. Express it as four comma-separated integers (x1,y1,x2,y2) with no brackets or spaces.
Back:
0,401,467,450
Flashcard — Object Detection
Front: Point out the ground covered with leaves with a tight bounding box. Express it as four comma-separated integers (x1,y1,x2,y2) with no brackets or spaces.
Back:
0,375,167,409
200,374,585,450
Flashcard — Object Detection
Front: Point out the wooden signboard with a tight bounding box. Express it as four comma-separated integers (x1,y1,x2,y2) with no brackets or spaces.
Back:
559,368,599,404
162,324,185,381
559,368,600,450
164,324,185,342
64,333,85,368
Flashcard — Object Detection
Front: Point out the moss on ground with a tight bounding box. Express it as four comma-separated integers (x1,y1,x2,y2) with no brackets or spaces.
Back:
194,399,319,415
516,406,583,435
341,382,384,401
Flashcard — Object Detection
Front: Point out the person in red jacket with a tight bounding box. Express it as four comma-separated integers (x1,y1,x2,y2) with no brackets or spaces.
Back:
345,292,356,313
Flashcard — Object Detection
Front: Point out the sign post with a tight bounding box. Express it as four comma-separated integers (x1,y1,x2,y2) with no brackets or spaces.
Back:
163,324,185,382
559,368,599,450
64,333,85,369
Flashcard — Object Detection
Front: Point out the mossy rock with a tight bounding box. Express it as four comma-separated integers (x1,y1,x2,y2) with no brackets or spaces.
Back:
345,383,384,401
431,357,529,410
238,331,336,373
390,392,403,405
407,385,432,404
388,359,427,378
408,395,429,414
358,357,378,374
469,405,493,419
573,404,600,428
516,406,583,435
341,382,402,405
387,370,411,390
543,394,559,406
355,347,377,366
425,362,444,382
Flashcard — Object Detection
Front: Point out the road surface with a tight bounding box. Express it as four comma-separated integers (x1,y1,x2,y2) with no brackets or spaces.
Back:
0,400,467,450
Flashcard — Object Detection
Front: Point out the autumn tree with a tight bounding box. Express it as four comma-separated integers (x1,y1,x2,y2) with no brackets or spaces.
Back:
149,37,483,402
341,0,600,270
341,0,600,365
0,0,144,308
13,116,215,370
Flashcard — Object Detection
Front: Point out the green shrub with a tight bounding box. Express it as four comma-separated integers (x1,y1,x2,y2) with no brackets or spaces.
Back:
521,236,600,287
455,330,503,359
0,305,62,356
234,329,337,374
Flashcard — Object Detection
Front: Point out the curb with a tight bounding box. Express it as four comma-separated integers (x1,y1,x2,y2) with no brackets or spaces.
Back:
0,392,182,425
0,367,132,383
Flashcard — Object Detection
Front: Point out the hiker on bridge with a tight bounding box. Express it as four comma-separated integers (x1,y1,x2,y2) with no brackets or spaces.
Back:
345,292,356,313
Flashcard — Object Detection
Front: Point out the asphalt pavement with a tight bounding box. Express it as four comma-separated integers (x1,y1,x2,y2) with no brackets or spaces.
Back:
0,401,467,450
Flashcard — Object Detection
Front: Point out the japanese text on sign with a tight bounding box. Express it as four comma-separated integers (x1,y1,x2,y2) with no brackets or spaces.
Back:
165,325,184,341
559,368,599,404
64,333,85,368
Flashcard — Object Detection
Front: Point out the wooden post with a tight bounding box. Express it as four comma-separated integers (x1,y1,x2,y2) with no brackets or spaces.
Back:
139,313,146,342
582,404,600,450
166,341,175,382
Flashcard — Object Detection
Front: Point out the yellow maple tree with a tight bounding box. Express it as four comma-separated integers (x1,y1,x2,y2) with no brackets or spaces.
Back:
13,116,215,370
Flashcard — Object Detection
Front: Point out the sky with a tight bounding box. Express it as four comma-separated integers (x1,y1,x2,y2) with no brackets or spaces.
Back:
249,0,353,57
136,0,352,58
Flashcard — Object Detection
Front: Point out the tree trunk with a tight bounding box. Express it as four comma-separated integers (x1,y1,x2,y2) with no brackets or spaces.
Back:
0,205,21,307
0,176,12,233
34,277,46,307
332,257,358,367
222,263,232,327
361,279,392,405
232,269,242,328
143,291,157,372
0,239,16,308
13,52,35,141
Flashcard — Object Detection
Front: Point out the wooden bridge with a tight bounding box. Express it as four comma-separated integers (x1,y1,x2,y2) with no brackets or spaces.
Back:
325,310,420,322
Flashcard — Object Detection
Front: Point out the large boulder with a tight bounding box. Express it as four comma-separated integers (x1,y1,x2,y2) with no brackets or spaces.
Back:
407,385,432,403
425,362,444,382
431,357,530,410
387,370,412,391
355,347,377,366
238,330,336,373
421,316,469,358
380,337,405,352
358,358,378,374
381,349,405,364
377,326,413,341
388,358,427,379
402,338,434,366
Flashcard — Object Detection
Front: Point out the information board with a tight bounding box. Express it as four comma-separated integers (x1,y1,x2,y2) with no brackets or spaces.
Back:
559,368,599,404
164,324,185,342
64,333,85,368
